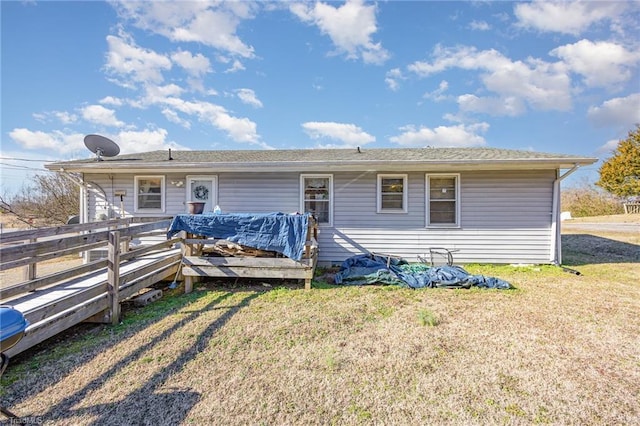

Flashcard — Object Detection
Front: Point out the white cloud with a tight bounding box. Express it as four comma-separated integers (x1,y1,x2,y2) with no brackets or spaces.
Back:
302,122,375,147
112,1,256,58
550,39,639,89
469,20,490,31
99,96,124,107
32,111,78,125
423,80,450,102
389,123,489,147
224,59,246,73
596,139,622,156
161,109,191,129
105,31,172,86
9,129,86,153
291,0,389,64
514,0,629,36
408,45,573,114
409,45,509,76
171,50,212,77
385,68,404,91
457,94,526,116
161,97,265,146
53,111,78,124
236,88,263,108
8,127,190,157
115,129,189,153
81,105,125,128
142,84,185,104
587,93,640,128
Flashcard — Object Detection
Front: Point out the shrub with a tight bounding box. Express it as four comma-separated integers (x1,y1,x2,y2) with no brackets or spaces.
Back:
561,184,624,217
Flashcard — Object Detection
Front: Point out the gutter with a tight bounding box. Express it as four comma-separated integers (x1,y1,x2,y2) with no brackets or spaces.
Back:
550,164,581,266
46,158,598,174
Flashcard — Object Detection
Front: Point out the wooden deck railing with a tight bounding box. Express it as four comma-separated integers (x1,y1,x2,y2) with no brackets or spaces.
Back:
0,217,181,356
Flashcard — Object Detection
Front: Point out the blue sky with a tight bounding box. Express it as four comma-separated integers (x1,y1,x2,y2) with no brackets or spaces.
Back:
1,0,639,194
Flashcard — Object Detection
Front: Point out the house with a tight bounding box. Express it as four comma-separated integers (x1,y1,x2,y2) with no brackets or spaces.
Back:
45,147,597,266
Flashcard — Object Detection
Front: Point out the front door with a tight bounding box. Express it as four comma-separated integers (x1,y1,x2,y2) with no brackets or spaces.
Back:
186,176,217,213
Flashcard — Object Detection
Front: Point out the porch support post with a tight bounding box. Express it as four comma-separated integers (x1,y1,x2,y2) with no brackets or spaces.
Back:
108,231,121,325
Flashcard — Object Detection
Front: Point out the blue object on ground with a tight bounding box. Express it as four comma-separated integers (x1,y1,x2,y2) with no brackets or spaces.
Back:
167,212,310,261
0,306,29,351
334,253,512,289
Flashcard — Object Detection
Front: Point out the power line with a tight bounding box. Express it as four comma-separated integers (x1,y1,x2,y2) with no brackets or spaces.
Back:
0,162,51,172
0,156,53,162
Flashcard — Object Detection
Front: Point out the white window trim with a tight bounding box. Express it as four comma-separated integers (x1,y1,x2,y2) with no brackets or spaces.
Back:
186,175,218,213
134,175,166,213
426,173,460,228
377,174,408,213
300,174,333,227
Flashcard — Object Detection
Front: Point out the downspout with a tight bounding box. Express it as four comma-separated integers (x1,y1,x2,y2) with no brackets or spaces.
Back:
57,171,90,262
55,170,87,223
550,164,580,265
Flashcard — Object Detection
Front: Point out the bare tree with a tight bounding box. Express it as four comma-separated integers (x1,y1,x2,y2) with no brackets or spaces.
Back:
6,172,80,226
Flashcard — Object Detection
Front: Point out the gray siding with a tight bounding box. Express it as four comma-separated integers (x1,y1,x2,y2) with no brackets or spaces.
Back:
218,173,299,213
83,168,555,265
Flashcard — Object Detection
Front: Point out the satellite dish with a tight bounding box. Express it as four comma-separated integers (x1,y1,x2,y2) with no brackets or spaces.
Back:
84,134,120,161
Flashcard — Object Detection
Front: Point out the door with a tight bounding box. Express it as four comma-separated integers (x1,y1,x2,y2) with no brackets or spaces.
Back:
186,176,217,213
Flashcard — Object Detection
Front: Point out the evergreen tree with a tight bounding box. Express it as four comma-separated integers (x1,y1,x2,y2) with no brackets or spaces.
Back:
596,126,640,199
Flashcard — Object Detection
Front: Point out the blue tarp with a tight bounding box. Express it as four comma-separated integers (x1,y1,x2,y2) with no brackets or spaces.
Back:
167,212,310,261
334,253,512,289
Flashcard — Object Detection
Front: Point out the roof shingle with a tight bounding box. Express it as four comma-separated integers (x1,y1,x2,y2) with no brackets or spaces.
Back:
47,146,596,168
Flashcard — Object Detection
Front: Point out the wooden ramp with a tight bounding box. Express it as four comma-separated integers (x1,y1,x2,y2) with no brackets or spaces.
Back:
3,249,180,357
0,218,180,357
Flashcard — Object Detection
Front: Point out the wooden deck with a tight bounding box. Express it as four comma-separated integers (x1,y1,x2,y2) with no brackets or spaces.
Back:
182,249,317,290
0,218,180,357
180,216,319,291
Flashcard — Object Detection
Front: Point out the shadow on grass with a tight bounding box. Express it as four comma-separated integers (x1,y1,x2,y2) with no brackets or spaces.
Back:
2,288,213,403
562,233,640,266
9,291,260,424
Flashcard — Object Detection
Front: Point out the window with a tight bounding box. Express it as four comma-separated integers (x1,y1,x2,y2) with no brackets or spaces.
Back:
301,174,332,225
378,174,407,213
135,176,165,212
426,174,459,227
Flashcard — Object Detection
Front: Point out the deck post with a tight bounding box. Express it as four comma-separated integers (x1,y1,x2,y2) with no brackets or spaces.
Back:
23,238,37,281
108,231,121,325
183,232,194,294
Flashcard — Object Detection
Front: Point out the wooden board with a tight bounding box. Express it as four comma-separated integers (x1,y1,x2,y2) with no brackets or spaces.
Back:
2,249,181,356
183,256,314,268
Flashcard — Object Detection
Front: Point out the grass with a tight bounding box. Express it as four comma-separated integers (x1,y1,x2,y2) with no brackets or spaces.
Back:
1,224,638,425
417,308,439,327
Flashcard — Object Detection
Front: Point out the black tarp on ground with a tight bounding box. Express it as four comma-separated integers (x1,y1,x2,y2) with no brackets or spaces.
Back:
334,254,512,289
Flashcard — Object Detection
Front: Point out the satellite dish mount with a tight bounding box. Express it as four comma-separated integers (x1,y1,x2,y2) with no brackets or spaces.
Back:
84,134,120,161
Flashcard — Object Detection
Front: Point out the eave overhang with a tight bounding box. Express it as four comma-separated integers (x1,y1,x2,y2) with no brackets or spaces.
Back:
45,157,598,174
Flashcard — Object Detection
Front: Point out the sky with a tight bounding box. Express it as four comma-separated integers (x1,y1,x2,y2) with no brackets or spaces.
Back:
1,0,639,195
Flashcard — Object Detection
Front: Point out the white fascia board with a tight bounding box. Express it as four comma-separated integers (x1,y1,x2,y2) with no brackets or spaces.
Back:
46,157,597,173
